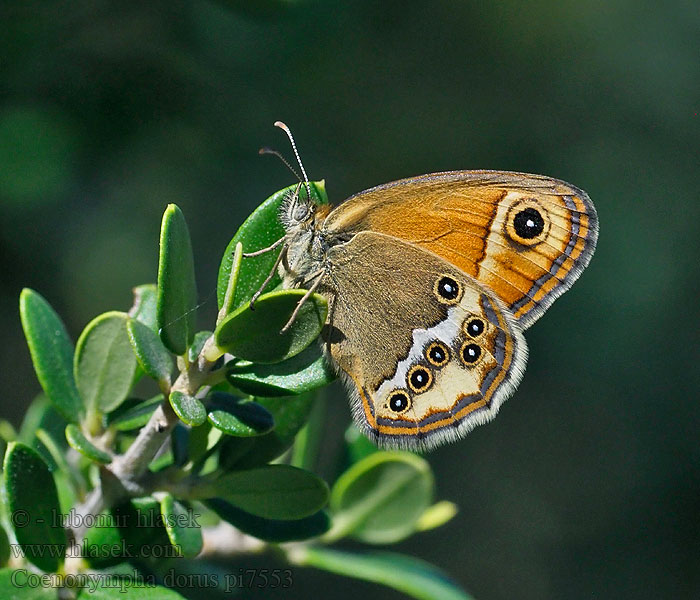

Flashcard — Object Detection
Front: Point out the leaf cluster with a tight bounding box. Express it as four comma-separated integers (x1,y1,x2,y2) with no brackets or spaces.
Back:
0,182,471,599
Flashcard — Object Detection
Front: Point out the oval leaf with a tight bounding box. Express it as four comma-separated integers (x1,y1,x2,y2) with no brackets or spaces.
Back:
188,330,212,363
215,289,327,364
3,442,67,572
65,424,112,464
217,181,328,313
157,204,197,355
206,499,330,543
294,547,473,600
74,311,138,414
207,392,274,437
19,289,83,422
328,451,434,544
159,493,203,558
226,393,316,469
128,283,158,330
127,317,174,384
227,343,336,397
169,391,207,427
106,395,162,431
203,464,329,520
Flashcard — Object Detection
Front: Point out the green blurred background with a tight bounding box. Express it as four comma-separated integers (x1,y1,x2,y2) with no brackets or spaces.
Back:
1,1,698,598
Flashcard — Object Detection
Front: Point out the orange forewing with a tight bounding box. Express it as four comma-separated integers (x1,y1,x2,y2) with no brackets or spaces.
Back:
324,170,598,328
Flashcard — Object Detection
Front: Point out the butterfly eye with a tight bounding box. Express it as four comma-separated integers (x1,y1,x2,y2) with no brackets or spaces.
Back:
407,365,433,393
460,342,482,365
388,391,411,413
464,318,485,338
293,203,310,222
426,341,450,367
434,275,462,304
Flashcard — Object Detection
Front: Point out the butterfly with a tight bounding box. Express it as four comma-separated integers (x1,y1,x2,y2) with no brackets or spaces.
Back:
264,123,598,451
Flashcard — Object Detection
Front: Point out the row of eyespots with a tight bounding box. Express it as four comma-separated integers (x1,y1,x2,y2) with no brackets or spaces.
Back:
460,316,486,366
386,315,490,414
386,340,448,413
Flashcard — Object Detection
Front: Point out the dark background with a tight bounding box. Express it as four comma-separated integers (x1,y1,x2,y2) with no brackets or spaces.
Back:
1,1,699,599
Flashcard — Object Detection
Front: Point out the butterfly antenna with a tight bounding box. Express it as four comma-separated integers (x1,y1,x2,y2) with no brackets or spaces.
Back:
258,147,302,182
274,121,312,203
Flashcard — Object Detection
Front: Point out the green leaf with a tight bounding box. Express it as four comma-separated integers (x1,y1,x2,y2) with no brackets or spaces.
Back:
0,420,16,443
215,289,327,364
76,580,186,599
216,436,257,471
201,464,329,520
225,393,316,469
416,501,459,532
291,395,324,471
227,343,335,397
3,442,67,572
0,525,9,567
207,392,274,437
344,423,379,464
159,493,203,558
64,424,111,464
18,395,68,470
80,510,126,568
328,451,434,544
219,242,243,319
217,181,328,313
0,567,58,598
188,330,212,363
128,283,158,330
19,289,82,422
81,498,170,569
126,318,174,384
35,428,85,503
206,499,329,543
169,391,207,427
87,497,171,568
157,204,198,355
293,547,473,600
106,396,162,431
183,421,216,468
74,311,138,416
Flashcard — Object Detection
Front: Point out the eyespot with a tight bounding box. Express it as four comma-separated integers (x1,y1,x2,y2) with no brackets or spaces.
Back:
464,318,485,338
434,275,462,304
388,390,411,413
426,341,450,367
460,342,482,365
505,199,550,246
407,365,433,393
513,208,544,239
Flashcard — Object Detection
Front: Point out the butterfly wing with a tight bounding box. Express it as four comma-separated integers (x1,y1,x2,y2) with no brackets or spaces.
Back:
323,170,598,329
321,231,527,451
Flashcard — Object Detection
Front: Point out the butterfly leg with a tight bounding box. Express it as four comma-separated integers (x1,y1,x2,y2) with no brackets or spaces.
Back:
242,235,285,258
280,272,324,334
249,244,287,310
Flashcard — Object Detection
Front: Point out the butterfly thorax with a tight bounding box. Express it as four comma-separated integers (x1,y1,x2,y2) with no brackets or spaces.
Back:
279,197,336,289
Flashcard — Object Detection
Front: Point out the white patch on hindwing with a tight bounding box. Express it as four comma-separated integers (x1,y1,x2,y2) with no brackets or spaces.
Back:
375,305,463,403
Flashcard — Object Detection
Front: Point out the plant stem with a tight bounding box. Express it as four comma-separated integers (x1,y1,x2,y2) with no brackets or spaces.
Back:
68,337,218,548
